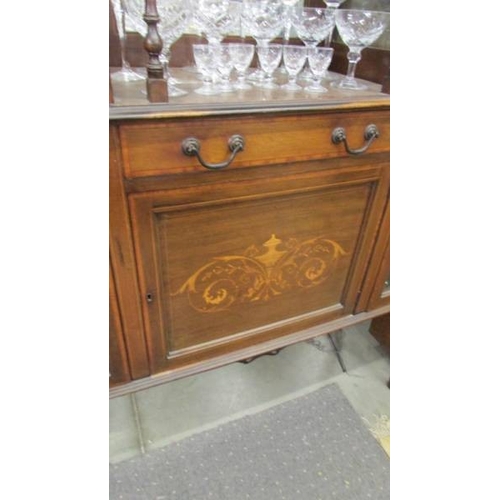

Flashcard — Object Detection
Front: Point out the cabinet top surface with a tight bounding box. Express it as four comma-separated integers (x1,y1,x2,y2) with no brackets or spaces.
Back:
109,68,389,121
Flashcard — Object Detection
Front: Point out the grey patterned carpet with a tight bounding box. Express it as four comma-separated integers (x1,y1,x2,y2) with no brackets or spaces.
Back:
109,383,389,499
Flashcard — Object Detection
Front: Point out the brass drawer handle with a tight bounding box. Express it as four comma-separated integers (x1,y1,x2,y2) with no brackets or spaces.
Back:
331,124,379,155
181,135,245,170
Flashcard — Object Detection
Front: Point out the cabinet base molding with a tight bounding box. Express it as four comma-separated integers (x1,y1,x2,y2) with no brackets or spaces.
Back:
109,305,389,398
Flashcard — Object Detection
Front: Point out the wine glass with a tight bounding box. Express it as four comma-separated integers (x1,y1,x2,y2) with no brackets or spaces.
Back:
229,42,256,90
193,0,241,87
242,0,285,46
241,0,285,83
194,0,242,46
281,45,307,91
214,43,235,92
304,47,333,93
291,7,335,80
282,0,301,43
334,9,389,90
155,0,194,97
125,0,189,87
123,0,148,37
276,0,301,75
256,44,283,89
322,0,346,47
192,44,221,95
110,0,145,82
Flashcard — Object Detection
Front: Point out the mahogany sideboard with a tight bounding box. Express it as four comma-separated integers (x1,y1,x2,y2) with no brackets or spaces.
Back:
109,71,390,398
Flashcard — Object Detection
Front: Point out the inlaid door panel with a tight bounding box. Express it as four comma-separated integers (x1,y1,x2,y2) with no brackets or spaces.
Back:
130,163,389,373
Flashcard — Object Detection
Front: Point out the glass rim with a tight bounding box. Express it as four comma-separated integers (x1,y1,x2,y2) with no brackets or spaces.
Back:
298,7,329,11
309,47,334,52
335,9,390,16
257,43,283,49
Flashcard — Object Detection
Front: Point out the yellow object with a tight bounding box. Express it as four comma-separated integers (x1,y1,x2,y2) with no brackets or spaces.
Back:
364,414,390,457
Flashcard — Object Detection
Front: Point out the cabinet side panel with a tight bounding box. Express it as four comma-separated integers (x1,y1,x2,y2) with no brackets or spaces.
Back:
355,195,390,312
109,125,151,379
109,264,131,386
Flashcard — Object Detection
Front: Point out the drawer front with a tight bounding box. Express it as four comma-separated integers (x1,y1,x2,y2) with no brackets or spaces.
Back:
120,109,390,178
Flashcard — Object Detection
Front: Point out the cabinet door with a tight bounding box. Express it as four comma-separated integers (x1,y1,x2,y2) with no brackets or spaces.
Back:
355,196,390,312
130,160,389,374
109,264,131,386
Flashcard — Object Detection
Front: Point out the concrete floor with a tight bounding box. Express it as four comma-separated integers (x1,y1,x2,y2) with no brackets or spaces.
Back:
110,320,390,464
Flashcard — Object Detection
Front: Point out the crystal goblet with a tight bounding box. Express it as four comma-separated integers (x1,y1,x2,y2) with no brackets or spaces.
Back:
276,0,301,74
256,44,283,89
334,9,389,90
281,0,301,43
192,44,221,95
110,0,144,82
229,42,256,90
242,0,285,46
322,0,346,47
156,0,194,97
291,7,335,79
194,0,242,46
214,43,235,92
304,47,333,93
281,45,307,91
242,0,285,83
133,0,186,86
123,0,148,38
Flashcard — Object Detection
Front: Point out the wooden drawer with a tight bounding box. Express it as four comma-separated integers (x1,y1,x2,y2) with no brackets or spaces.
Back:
119,109,390,178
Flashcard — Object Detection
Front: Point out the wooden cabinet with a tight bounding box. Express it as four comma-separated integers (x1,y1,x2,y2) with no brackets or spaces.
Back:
109,71,390,396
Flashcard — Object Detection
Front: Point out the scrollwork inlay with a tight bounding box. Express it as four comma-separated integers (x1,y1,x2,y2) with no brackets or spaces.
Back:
172,234,347,313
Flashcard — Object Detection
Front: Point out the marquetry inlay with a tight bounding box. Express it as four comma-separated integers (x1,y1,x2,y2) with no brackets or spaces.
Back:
173,234,347,313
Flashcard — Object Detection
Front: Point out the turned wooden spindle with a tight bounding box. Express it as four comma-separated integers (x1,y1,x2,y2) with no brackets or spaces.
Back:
143,0,168,102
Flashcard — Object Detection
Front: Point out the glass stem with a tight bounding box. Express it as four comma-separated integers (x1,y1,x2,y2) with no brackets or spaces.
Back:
346,50,361,80
118,4,131,71
324,7,335,47
255,41,267,77
119,35,131,70
284,6,293,44
162,46,172,79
